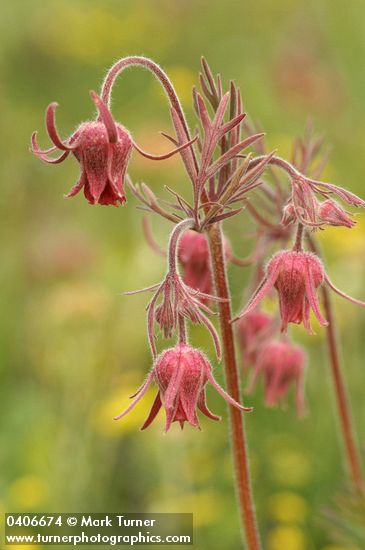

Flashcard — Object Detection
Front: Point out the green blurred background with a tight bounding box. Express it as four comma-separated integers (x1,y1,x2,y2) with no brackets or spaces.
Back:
1,1,365,549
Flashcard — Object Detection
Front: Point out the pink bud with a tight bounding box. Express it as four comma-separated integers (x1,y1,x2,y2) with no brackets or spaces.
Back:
237,310,274,366
268,250,326,332
67,120,132,205
280,202,296,227
114,343,251,432
178,230,231,297
247,339,306,416
236,248,365,332
318,199,356,229
235,250,328,333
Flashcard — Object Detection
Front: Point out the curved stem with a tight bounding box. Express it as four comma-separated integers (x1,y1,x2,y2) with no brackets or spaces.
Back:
106,56,262,547
100,56,198,169
207,223,261,550
167,218,194,274
308,235,365,495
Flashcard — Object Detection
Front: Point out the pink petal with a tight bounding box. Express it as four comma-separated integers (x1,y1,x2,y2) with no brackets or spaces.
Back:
114,369,155,421
133,134,198,161
90,91,118,143
46,102,74,151
325,274,365,307
207,370,252,412
304,259,328,326
31,132,69,164
140,393,162,431
197,389,221,421
65,173,86,198
233,257,282,322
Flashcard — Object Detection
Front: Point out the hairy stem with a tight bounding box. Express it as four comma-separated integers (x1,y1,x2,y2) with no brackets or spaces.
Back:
100,56,198,170
308,235,365,495
105,55,262,547
293,223,304,251
207,223,261,550
167,218,194,274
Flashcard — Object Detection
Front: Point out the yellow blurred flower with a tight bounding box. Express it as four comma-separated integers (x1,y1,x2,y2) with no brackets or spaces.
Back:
321,546,361,550
32,5,173,64
165,66,196,105
317,216,365,259
93,384,155,437
267,525,307,550
267,491,309,524
46,282,112,323
269,449,312,487
9,475,48,508
151,490,223,527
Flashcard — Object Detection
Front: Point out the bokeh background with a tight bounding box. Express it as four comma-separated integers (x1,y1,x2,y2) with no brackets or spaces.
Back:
1,1,365,549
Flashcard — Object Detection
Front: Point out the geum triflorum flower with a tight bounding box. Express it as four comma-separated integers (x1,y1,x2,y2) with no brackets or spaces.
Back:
129,270,224,359
285,174,364,229
233,249,365,333
114,343,252,431
236,309,276,366
31,91,196,206
246,339,306,416
128,218,226,358
178,230,231,298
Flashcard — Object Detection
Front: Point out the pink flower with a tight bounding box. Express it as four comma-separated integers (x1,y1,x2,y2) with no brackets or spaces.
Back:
178,230,231,297
318,199,355,228
31,92,133,206
31,92,196,206
289,175,364,228
114,343,251,431
236,310,275,366
246,339,306,416
234,249,365,333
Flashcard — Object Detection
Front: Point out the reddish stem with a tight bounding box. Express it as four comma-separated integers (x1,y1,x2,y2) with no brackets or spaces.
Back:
101,56,197,169
322,283,365,495
104,55,262,548
293,223,304,252
308,235,365,495
207,223,261,550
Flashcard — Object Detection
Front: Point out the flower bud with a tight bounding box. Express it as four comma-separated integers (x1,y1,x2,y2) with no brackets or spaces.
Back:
318,199,355,228
115,343,251,432
247,339,306,416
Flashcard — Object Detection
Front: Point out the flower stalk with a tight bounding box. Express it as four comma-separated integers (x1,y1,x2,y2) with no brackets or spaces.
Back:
207,223,262,550
308,235,365,496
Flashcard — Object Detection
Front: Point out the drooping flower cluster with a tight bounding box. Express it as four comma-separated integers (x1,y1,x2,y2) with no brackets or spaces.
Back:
246,339,306,416
114,343,251,431
143,270,223,358
234,249,365,333
236,309,276,366
31,92,195,206
286,174,364,229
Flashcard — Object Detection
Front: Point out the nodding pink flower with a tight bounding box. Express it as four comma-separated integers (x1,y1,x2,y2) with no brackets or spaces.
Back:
246,339,306,416
289,175,364,228
128,271,224,359
318,199,355,228
114,343,252,431
234,249,365,333
178,230,231,297
31,92,133,206
236,310,276,366
31,92,196,206
280,202,297,227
